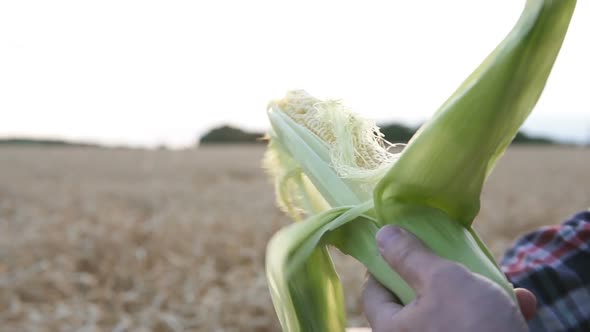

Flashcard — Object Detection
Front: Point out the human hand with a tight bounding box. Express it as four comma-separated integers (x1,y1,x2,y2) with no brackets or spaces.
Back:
362,225,537,332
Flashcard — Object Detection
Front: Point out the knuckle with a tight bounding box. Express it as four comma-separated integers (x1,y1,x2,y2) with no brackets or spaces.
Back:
385,233,422,267
391,242,415,267
373,315,408,332
372,309,395,332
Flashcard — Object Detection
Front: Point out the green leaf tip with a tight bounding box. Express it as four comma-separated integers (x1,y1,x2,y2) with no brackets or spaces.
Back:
375,0,577,227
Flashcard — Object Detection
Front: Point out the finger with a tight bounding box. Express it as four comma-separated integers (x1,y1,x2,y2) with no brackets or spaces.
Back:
362,275,403,329
515,288,537,321
376,225,444,291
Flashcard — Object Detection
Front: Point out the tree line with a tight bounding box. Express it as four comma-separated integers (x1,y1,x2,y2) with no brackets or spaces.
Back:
198,124,557,145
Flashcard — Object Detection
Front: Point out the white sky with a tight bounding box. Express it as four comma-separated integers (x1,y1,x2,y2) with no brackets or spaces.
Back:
0,1,588,148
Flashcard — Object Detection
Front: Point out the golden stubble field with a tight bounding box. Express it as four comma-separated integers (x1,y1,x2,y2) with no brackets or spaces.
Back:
0,145,588,331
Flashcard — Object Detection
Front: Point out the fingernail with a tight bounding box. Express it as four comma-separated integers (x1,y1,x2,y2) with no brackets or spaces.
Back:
376,225,402,251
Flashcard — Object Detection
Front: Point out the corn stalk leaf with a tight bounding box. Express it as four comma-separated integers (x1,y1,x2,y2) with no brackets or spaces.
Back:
375,0,577,226
266,207,356,331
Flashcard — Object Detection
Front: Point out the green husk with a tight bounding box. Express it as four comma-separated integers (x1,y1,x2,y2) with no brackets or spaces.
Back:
264,1,577,331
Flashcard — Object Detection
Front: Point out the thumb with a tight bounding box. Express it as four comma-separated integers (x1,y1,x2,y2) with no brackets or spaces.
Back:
376,225,448,292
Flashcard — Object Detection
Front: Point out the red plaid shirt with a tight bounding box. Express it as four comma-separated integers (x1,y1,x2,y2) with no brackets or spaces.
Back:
501,210,590,332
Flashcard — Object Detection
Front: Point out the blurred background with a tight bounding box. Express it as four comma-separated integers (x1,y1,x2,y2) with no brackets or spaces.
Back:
1,1,589,331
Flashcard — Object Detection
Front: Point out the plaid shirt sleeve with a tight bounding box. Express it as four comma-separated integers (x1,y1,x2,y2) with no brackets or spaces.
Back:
500,210,590,332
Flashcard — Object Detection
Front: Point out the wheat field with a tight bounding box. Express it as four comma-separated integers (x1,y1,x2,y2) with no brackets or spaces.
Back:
0,145,588,331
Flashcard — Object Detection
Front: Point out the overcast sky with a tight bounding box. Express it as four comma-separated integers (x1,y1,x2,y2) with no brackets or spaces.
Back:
1,0,588,148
